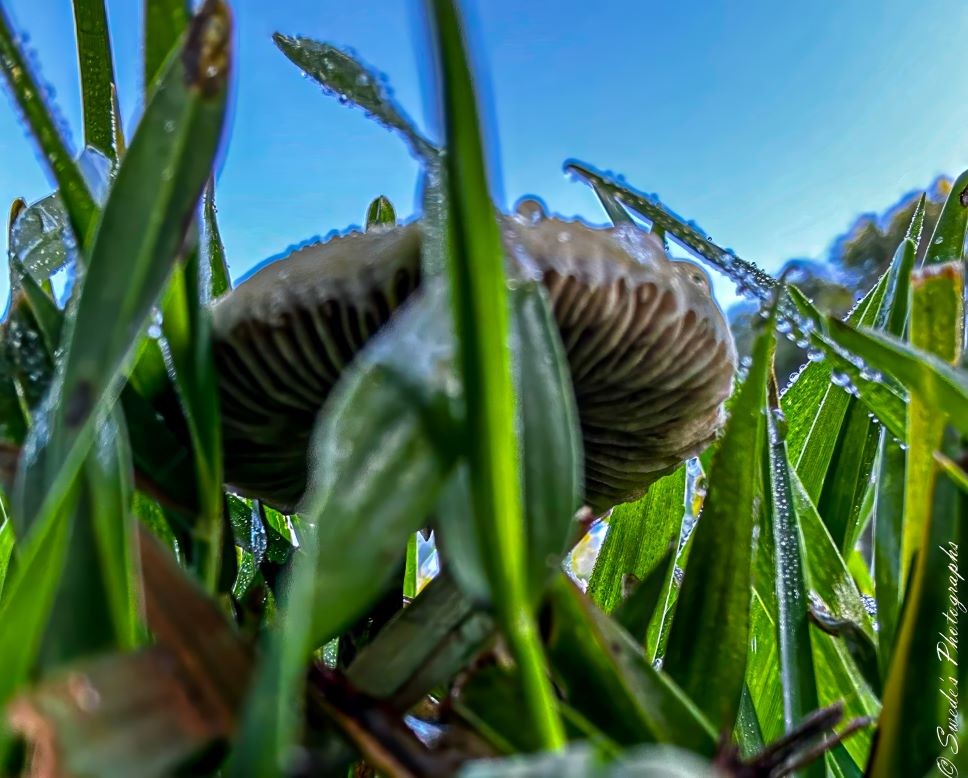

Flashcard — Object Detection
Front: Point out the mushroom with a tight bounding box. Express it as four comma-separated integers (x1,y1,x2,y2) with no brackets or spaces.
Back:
211,207,736,515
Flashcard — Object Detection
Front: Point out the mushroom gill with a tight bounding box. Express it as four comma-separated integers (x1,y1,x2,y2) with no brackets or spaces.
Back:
211,213,736,515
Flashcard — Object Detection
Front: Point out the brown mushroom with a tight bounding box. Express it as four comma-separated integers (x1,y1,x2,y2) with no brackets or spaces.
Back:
211,208,736,515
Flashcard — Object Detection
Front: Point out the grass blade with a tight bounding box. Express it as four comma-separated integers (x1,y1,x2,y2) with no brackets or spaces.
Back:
144,0,189,91
0,7,96,244
272,33,434,160
588,467,685,616
427,0,565,749
12,0,231,536
71,0,117,160
922,168,968,267
873,430,905,677
663,306,774,732
765,379,821,775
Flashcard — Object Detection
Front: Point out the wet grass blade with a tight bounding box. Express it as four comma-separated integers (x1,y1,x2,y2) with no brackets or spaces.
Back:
72,0,117,161
764,379,821,777
663,308,774,733
273,32,435,159
12,0,231,535
869,429,963,776
144,0,189,91
428,0,565,749
588,467,685,616
0,517,12,598
824,319,968,437
0,7,96,243
922,168,968,267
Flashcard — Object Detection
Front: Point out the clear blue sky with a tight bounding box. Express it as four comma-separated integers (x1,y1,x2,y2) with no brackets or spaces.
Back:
1,0,966,309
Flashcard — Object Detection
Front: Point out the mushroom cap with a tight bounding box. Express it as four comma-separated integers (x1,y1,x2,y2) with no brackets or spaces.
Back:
211,216,736,514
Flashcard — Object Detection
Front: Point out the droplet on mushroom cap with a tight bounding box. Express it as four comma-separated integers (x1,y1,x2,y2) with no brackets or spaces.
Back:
211,216,736,514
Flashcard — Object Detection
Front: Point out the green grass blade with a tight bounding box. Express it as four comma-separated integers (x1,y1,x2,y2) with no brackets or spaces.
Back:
922,168,968,267
0,517,12,599
272,33,435,159
144,0,189,92
0,7,97,244
0,503,71,763
544,575,717,754
428,0,565,749
71,0,117,160
824,320,968,438
902,261,963,588
765,380,820,759
365,194,397,230
869,429,963,776
228,294,460,775
203,179,231,297
12,0,231,536
663,307,774,732
158,249,224,592
588,467,685,616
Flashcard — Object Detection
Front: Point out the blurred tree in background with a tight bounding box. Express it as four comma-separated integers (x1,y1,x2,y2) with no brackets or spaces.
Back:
729,175,951,384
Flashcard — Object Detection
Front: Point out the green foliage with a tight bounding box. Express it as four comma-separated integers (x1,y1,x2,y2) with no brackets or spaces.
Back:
0,2,965,776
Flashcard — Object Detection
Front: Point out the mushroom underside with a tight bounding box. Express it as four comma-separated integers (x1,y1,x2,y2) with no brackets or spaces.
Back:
211,218,736,515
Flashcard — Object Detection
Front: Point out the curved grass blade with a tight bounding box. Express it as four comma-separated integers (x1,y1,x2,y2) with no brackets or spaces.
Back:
272,33,435,160
71,0,117,161
12,0,231,536
227,287,461,775
922,168,968,267
588,467,685,616
663,306,774,733
0,8,96,244
824,320,968,438
0,517,12,599
564,160,777,300
873,432,906,679
427,0,565,749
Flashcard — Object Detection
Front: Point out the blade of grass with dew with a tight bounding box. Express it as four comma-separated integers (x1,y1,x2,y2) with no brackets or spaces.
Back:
544,574,717,754
365,194,397,230
564,160,777,300
868,429,963,777
873,429,905,677
227,287,461,775
611,547,676,646
203,178,230,297
71,0,117,161
902,261,963,587
0,7,96,243
782,207,919,546
587,467,685,615
272,32,436,160
662,305,774,732
823,322,968,437
922,168,968,268
428,0,565,749
764,378,821,777
144,0,189,91
11,0,230,537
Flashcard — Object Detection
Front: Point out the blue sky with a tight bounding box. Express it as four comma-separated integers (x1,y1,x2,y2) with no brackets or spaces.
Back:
1,0,966,309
